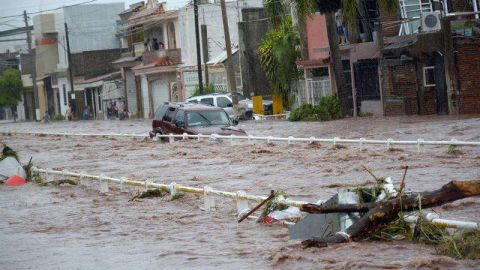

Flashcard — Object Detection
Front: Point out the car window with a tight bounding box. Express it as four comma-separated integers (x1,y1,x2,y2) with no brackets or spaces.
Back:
163,107,176,122
200,98,214,106
187,110,230,127
188,99,198,104
233,93,246,101
216,97,231,108
175,109,185,124
154,105,168,120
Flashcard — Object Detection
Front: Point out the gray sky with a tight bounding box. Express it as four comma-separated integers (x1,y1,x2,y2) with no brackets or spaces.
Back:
0,0,190,29
0,0,190,52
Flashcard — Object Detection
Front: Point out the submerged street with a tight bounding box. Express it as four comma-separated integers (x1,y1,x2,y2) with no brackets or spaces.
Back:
1,116,479,269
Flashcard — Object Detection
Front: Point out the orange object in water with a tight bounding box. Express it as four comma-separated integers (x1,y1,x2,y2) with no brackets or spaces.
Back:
4,175,27,186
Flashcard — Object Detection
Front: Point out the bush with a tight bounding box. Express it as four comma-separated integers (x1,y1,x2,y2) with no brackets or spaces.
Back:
191,84,215,97
289,96,342,121
288,104,314,121
53,114,65,121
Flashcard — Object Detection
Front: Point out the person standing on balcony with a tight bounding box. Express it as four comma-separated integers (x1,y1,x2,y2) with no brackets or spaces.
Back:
152,38,159,51
336,10,348,45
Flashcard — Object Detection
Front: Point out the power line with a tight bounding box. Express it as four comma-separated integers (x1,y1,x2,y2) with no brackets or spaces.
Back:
0,0,97,20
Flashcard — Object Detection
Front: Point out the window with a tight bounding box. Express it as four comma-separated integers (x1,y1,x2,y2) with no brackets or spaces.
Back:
200,98,214,106
188,99,198,104
175,109,185,124
187,111,230,127
62,84,67,105
163,107,176,122
154,105,168,120
423,66,435,87
216,97,231,108
399,0,433,35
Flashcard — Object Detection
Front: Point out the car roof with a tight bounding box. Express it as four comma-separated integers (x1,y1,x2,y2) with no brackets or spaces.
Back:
186,92,237,99
162,102,223,112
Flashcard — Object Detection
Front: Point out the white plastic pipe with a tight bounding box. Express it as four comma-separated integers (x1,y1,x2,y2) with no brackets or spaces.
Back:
32,168,479,229
404,213,479,230
32,167,309,207
5,131,479,147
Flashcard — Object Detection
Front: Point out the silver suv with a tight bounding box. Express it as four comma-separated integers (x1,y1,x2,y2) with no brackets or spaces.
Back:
186,92,272,120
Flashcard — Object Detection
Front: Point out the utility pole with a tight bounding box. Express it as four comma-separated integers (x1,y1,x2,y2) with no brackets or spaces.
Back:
193,0,204,94
64,23,76,117
220,0,237,105
24,10,39,120
201,24,209,87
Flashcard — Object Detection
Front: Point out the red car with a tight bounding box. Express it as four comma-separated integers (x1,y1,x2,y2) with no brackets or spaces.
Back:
149,102,247,138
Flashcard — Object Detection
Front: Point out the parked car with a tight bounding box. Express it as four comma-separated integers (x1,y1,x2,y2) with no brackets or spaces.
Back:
186,92,273,120
149,102,247,138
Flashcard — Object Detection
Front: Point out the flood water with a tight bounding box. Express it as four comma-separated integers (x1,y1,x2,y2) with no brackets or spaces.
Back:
1,116,479,269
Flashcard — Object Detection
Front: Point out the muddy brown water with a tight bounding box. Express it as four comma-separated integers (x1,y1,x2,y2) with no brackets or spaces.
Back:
1,116,479,269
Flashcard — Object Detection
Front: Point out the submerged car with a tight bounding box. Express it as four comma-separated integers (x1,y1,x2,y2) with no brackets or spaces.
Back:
149,102,247,138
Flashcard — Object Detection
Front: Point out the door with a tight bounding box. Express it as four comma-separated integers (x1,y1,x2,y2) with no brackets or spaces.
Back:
171,109,187,134
354,60,381,115
151,79,170,111
23,92,34,120
161,106,176,134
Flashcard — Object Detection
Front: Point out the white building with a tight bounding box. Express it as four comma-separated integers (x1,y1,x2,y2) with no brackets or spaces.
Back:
29,2,124,119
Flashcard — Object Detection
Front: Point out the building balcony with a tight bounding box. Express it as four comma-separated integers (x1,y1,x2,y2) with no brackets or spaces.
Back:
142,49,181,66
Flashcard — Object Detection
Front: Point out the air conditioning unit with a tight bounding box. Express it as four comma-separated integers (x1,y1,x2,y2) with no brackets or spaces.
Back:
421,11,442,32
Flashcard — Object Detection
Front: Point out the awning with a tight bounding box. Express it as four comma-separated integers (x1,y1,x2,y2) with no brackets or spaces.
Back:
75,71,121,89
296,57,330,68
112,55,141,66
131,57,178,75
207,48,239,66
383,35,418,51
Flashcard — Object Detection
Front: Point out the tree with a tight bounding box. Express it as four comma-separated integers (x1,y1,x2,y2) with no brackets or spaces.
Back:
258,16,301,106
0,69,24,107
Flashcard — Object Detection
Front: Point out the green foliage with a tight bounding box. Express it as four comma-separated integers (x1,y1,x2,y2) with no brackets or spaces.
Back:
171,192,185,201
437,229,480,260
54,114,66,121
288,104,314,121
130,189,167,201
191,84,215,97
259,16,301,100
0,69,24,106
288,96,342,121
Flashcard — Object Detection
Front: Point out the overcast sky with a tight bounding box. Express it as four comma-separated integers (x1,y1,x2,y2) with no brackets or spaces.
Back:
0,0,190,29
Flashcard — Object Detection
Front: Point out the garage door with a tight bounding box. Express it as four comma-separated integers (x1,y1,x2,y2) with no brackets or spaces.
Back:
151,79,170,112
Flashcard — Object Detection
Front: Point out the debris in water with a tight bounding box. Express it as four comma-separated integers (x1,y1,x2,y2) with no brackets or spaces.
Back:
130,189,167,201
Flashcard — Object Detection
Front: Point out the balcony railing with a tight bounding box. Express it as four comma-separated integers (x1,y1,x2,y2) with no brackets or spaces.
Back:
142,49,181,65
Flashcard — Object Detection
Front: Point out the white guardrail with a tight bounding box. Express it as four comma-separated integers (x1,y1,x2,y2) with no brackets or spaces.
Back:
32,167,479,229
3,131,480,152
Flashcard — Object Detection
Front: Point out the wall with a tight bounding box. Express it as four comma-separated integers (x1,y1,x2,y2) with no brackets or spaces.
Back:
306,13,329,61
63,3,123,53
455,38,480,114
71,49,123,79
383,63,418,116
238,8,270,97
